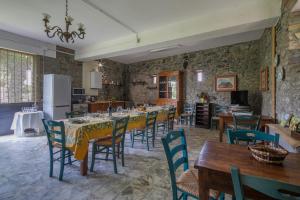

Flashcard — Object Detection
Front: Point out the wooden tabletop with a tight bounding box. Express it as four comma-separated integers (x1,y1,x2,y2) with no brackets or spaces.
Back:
218,113,273,120
194,141,300,187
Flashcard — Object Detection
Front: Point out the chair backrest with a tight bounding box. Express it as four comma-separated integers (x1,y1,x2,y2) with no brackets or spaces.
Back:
42,119,66,148
161,128,189,198
227,129,279,146
231,166,300,200
168,107,176,121
65,111,84,119
233,114,261,131
184,103,194,114
213,104,228,116
112,116,129,145
146,111,158,130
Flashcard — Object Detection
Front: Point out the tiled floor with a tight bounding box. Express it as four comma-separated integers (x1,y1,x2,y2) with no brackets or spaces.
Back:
0,127,220,200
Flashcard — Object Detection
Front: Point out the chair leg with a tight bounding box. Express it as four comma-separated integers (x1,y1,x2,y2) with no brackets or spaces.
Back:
105,148,109,160
90,144,96,172
141,131,145,144
152,130,155,148
131,131,134,148
146,131,150,151
49,148,54,177
121,143,125,167
112,145,117,174
68,150,72,165
183,193,188,200
59,149,65,181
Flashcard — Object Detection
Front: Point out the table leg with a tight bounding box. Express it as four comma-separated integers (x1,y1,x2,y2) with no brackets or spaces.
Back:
219,117,224,142
80,152,88,176
198,168,209,200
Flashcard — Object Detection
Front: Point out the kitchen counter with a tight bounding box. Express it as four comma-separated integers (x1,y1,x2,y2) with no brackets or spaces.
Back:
88,101,126,113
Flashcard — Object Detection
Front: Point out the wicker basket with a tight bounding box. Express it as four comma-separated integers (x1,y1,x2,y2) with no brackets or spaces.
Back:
248,144,288,164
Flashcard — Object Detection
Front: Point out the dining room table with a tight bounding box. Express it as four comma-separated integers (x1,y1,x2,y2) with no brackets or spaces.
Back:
194,141,300,200
218,113,274,142
61,106,170,176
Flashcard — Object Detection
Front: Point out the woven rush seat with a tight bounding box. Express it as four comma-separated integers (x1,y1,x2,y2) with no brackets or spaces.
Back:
176,168,219,199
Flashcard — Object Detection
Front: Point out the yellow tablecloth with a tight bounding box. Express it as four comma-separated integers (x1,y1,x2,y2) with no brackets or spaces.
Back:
63,108,168,160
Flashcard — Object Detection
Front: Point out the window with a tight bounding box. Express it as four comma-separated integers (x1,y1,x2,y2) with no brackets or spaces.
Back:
153,75,157,84
197,70,203,82
0,49,34,103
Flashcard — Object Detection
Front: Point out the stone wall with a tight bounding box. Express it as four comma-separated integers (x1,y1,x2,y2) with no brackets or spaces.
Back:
275,1,300,120
259,28,273,116
35,46,82,102
97,59,128,101
127,41,262,113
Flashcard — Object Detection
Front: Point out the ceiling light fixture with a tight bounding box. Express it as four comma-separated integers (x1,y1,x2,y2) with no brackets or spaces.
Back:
42,0,86,43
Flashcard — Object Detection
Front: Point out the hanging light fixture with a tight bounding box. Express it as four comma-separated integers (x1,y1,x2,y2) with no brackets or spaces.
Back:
42,0,86,43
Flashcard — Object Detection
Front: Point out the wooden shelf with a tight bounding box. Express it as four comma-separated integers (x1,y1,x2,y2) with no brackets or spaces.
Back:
195,103,211,129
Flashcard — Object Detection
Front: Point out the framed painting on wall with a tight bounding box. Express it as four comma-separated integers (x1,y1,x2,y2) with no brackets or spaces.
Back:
215,74,237,92
260,68,268,91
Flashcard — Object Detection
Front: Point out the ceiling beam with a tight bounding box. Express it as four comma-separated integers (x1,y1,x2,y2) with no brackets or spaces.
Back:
81,0,140,43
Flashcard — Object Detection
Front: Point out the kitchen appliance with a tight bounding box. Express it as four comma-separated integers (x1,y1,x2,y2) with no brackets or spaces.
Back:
43,74,71,120
72,88,85,95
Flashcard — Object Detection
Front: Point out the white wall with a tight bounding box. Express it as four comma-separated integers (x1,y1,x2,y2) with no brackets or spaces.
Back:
0,30,56,58
82,61,99,96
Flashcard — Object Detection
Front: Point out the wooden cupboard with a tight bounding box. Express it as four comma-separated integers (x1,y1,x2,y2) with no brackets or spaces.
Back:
88,101,125,113
156,71,184,115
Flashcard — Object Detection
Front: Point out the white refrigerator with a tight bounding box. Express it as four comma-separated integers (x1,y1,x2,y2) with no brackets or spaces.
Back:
43,74,71,120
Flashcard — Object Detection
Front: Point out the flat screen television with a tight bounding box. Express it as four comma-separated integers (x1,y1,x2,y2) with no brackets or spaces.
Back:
231,90,248,105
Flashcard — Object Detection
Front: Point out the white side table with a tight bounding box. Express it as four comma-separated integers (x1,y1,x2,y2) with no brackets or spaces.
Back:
11,111,44,137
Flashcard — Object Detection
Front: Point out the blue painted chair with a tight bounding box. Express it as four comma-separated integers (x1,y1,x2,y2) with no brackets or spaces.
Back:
157,107,177,134
231,166,300,200
42,119,74,181
227,129,279,146
232,114,261,131
161,129,225,200
179,103,195,126
65,111,84,119
90,116,129,174
131,111,158,151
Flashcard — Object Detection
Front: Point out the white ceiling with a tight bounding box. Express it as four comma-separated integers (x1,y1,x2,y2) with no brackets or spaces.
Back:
0,0,282,63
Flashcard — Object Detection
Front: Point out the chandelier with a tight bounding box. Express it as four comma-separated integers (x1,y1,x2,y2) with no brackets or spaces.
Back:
42,0,86,43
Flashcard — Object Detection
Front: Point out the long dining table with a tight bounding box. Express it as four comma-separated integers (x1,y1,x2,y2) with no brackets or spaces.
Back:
194,141,300,200
62,106,169,176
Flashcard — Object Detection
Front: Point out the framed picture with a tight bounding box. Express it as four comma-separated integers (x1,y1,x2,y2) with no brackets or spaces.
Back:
260,68,268,91
215,74,237,92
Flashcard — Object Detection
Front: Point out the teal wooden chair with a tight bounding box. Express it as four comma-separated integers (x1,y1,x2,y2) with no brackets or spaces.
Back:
231,166,300,200
42,119,74,181
232,114,261,131
131,111,158,151
227,129,279,146
65,111,84,119
90,116,129,174
179,104,195,126
167,107,177,132
157,107,177,134
161,128,224,200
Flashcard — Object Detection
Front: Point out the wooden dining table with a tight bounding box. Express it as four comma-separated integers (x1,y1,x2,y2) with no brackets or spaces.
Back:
194,141,300,200
218,113,274,142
